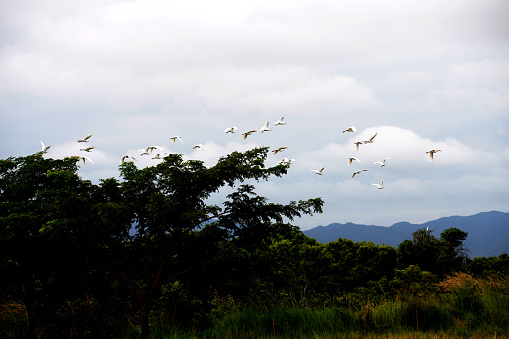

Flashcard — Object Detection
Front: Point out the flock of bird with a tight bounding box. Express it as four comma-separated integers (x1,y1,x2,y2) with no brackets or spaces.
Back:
39,116,442,191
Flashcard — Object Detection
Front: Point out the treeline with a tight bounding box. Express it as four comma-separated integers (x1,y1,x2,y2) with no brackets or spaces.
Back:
1,151,508,338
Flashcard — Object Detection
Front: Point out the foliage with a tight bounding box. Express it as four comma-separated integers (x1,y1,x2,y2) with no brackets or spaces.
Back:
0,151,507,338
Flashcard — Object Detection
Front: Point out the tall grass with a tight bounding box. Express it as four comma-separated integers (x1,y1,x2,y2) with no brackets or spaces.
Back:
120,274,508,338
438,272,509,333
207,306,356,338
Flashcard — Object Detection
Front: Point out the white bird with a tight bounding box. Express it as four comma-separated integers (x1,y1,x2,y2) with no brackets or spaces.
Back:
343,126,357,134
40,141,50,153
152,153,167,160
120,155,136,165
193,144,204,151
348,157,361,166
426,149,442,162
78,156,94,165
311,167,325,175
274,117,287,126
354,141,363,151
170,136,183,143
374,158,389,167
362,132,378,144
76,133,93,143
224,126,237,134
278,158,295,165
242,129,258,140
272,146,289,155
372,179,384,189
145,146,164,154
80,146,95,152
138,149,150,156
260,120,272,133
350,169,369,179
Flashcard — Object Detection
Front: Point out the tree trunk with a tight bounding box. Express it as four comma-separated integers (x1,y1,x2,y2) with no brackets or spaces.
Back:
140,299,151,339
23,280,36,339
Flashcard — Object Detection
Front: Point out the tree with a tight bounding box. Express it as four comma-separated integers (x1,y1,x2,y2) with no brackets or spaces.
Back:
437,227,468,274
397,227,469,276
1,148,323,337
0,154,102,337
95,147,323,337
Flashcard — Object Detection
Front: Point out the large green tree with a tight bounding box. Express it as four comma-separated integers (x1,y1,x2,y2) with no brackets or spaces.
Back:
88,147,323,337
1,148,323,337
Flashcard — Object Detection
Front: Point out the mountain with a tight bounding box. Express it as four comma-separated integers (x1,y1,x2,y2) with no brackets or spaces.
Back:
302,211,509,258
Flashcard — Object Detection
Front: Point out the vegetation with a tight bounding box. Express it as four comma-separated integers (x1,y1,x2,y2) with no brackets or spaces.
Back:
1,149,508,338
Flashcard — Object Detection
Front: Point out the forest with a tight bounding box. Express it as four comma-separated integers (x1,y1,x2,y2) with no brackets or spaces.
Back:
1,148,508,338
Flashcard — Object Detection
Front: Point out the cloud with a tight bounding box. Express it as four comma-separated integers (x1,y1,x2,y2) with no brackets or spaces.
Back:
1,0,508,230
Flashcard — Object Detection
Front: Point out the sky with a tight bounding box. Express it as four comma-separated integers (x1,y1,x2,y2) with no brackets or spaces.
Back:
1,0,508,230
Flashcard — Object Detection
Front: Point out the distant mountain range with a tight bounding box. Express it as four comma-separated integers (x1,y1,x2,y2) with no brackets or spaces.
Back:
302,211,509,258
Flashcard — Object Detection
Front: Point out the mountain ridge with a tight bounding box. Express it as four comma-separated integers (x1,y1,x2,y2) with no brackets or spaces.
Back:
302,211,509,258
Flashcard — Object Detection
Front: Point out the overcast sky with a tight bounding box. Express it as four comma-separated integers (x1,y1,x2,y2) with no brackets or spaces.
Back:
1,0,508,230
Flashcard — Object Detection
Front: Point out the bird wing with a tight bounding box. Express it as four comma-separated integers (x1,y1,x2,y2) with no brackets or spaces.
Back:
83,133,93,141
369,132,378,142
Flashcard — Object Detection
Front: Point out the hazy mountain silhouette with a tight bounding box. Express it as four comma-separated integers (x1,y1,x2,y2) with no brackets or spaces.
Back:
302,211,509,258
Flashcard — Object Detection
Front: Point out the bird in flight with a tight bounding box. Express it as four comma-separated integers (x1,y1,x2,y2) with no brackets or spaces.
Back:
354,141,363,151
152,153,167,160
242,129,258,140
144,146,163,154
278,158,295,165
274,117,287,126
77,133,93,143
224,126,237,134
272,146,289,155
120,155,136,165
311,167,325,175
374,158,389,167
40,141,50,153
170,136,183,143
343,126,356,134
80,146,95,152
78,156,94,165
260,120,272,133
193,144,204,151
372,179,384,189
426,149,442,162
362,132,378,144
350,169,369,179
348,157,361,166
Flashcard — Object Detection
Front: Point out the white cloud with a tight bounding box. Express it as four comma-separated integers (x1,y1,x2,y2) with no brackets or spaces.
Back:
1,0,508,229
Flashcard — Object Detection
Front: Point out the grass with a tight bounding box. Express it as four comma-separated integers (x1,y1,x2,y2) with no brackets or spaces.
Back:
119,274,509,339
3,274,508,338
